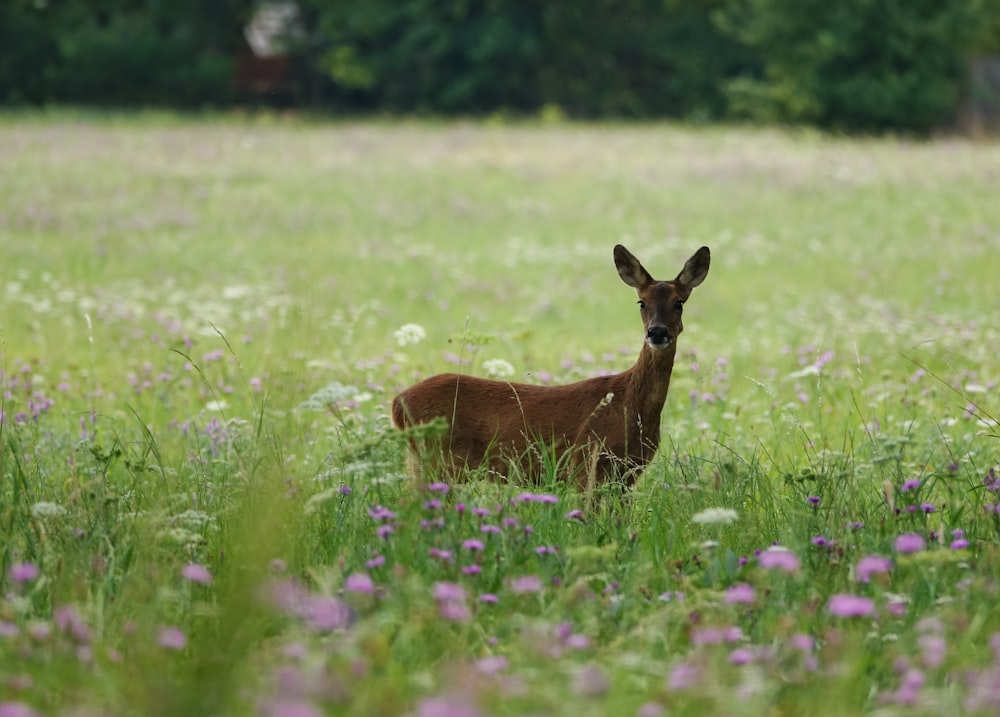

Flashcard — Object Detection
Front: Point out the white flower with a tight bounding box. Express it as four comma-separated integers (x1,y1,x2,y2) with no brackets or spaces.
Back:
30,502,66,518
394,323,427,347
691,507,739,526
205,400,228,412
483,358,515,379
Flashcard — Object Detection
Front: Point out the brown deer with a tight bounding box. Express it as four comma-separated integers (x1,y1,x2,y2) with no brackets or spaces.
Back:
391,245,710,487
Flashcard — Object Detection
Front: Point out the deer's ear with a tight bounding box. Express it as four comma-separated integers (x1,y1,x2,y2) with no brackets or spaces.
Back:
677,246,710,289
614,244,654,289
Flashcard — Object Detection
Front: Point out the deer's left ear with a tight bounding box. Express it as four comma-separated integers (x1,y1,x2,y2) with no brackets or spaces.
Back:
677,246,710,289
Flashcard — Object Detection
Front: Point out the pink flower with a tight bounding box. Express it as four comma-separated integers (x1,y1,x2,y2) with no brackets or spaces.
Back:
666,661,702,691
827,593,875,618
758,547,800,572
856,555,892,583
181,563,213,584
517,492,559,504
476,656,508,675
462,539,485,551
7,563,39,583
158,626,186,650
438,601,470,622
344,573,375,594
894,533,926,554
509,575,543,594
723,583,755,604
433,582,466,602
0,702,40,717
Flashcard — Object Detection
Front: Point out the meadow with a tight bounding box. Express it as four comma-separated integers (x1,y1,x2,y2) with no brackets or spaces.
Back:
1,112,999,716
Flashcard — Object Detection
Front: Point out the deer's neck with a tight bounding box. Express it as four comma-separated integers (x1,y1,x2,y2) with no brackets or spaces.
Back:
623,343,677,443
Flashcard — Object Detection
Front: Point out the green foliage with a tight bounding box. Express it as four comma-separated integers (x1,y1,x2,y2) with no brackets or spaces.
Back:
0,0,251,106
309,0,751,117
724,0,990,132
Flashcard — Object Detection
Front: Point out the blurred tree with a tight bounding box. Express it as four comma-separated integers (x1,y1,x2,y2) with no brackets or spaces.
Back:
721,0,994,132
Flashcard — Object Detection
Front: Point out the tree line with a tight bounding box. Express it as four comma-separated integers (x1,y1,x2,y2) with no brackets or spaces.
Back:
2,0,999,132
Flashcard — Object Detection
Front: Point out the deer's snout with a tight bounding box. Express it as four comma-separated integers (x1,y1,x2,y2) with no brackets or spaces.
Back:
646,326,671,347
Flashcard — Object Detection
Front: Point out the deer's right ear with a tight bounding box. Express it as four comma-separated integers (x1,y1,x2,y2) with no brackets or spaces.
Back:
614,244,654,289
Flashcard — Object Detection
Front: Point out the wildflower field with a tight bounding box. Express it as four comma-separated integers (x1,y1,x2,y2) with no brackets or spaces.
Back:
1,113,999,716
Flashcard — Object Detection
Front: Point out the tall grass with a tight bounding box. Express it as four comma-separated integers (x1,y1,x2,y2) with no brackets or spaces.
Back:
1,113,999,715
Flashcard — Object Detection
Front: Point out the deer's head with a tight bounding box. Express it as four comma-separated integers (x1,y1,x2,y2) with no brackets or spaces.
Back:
614,245,711,351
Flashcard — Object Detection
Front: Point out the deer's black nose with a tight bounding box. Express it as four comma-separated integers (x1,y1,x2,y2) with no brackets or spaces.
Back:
647,326,671,345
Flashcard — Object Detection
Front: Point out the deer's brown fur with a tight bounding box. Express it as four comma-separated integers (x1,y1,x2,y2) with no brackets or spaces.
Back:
391,245,710,486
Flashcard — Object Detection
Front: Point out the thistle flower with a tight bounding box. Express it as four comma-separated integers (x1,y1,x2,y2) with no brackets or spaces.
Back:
894,533,926,554
8,563,39,583
344,573,375,595
181,563,213,585
510,575,543,594
856,555,892,583
827,594,875,618
758,546,800,573
723,583,755,604
158,627,186,650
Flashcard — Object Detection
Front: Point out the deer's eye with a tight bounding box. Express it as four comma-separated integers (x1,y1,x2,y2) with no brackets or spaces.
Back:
637,300,646,311
674,300,684,312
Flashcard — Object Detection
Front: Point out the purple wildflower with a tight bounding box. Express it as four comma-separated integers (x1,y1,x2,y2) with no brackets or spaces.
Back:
827,594,875,618
344,573,375,594
887,668,925,706
438,601,470,622
0,703,40,717
480,524,501,534
433,582,466,602
807,495,821,506
510,575,543,594
367,505,396,521
300,595,355,631
723,583,755,604
365,555,385,568
920,502,936,513
428,548,453,561
416,695,483,717
462,539,485,551
475,656,508,675
667,661,702,691
918,634,946,668
377,524,394,538
427,482,450,493
54,605,91,643
856,555,892,583
479,593,498,604
158,627,186,650
8,563,39,583
758,547,800,572
517,492,559,504
901,479,921,493
572,664,610,696
565,509,583,520
461,565,481,575
262,700,324,717
729,647,756,665
181,563,213,584
894,533,926,554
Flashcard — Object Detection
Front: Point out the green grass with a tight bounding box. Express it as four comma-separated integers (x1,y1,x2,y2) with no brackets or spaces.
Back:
1,111,999,716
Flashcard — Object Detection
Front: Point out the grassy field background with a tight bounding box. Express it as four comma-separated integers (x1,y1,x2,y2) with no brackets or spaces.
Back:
1,113,999,716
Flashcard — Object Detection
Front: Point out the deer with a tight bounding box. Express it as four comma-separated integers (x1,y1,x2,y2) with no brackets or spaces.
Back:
391,245,710,488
